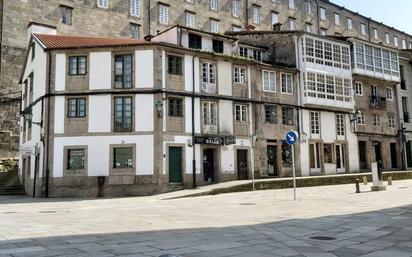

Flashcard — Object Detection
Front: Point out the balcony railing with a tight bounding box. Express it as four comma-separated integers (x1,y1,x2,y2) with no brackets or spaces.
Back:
404,112,410,123
370,96,387,109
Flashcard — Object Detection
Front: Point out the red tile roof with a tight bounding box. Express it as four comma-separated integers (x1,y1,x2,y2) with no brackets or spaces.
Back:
34,34,148,50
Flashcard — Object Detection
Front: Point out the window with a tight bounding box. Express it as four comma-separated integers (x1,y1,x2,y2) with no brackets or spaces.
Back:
373,28,378,39
303,72,352,102
203,101,217,126
324,144,333,164
282,107,294,126
320,29,327,36
372,114,380,126
409,42,412,49
168,98,183,117
97,0,108,8
262,70,276,92
67,149,85,170
210,0,218,11
271,12,279,25
282,141,293,167
354,81,363,96
385,33,390,44
69,56,87,75
210,19,219,33
201,61,216,94
113,147,133,169
386,87,393,100
159,4,169,25
233,66,247,84
114,55,132,88
114,97,133,132
60,6,72,25
281,73,293,94
357,112,365,125
304,1,311,14
235,104,247,122
305,23,312,33
394,36,398,47
252,6,260,24
288,0,295,9
130,23,140,39
167,55,183,75
30,43,35,61
265,105,277,124
336,113,345,136
388,114,395,128
239,47,248,58
310,111,320,134
334,13,340,25
252,50,262,61
186,12,195,28
402,97,409,123
212,39,224,53
402,39,407,49
130,0,140,17
232,0,240,17
361,23,366,35
347,18,352,30
67,98,86,118
320,7,326,20
289,18,296,30
232,25,241,32
188,33,202,49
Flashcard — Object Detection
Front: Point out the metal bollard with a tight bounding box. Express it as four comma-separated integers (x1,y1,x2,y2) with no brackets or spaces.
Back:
388,176,392,186
363,176,368,185
355,178,360,193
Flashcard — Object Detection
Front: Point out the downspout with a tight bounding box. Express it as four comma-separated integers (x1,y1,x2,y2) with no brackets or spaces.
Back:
43,52,52,198
32,98,44,198
367,18,371,41
245,0,249,29
0,0,4,89
147,0,151,36
395,79,406,170
315,0,320,35
192,55,196,188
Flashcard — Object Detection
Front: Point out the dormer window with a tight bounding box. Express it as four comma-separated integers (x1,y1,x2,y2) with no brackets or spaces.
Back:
188,33,202,49
97,0,108,9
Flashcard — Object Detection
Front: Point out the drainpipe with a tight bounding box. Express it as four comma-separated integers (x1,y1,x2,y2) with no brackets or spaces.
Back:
32,98,44,198
0,0,4,89
192,55,196,188
367,18,371,41
245,0,249,29
395,79,406,170
315,0,320,35
147,0,151,36
43,52,52,198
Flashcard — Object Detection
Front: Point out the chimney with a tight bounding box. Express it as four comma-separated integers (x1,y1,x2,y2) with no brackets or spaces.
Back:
273,23,282,31
27,22,57,41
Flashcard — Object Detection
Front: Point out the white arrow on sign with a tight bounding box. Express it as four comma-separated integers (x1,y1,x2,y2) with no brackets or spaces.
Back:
288,134,295,142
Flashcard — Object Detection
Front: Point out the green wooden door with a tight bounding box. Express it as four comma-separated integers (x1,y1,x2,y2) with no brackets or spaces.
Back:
169,147,183,183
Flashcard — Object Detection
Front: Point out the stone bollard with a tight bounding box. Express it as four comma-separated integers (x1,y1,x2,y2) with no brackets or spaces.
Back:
388,176,392,186
355,179,360,193
363,176,368,185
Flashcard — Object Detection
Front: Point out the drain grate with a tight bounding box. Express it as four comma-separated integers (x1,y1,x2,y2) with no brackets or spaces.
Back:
309,236,336,241
39,210,57,213
239,203,256,206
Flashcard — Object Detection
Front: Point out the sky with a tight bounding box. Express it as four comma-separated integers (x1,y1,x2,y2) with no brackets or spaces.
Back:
330,0,412,35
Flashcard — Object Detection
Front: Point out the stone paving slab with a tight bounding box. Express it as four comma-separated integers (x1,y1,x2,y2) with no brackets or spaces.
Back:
1,181,412,256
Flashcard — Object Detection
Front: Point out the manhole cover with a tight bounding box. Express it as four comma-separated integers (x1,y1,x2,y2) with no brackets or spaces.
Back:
309,236,336,241
239,203,256,206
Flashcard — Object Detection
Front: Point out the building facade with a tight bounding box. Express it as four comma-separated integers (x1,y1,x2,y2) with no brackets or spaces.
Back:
2,0,412,158
399,50,412,169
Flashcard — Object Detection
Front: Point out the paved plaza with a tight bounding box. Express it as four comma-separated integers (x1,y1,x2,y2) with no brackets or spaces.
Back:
1,181,412,257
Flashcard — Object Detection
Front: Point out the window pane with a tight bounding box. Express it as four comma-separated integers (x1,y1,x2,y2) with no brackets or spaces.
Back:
113,147,133,168
68,149,85,170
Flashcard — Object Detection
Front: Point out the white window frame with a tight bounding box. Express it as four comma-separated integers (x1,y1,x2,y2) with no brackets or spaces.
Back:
289,18,296,30
402,39,407,49
203,101,218,132
357,112,365,125
130,23,140,39
97,0,109,9
374,28,379,40
130,0,140,17
234,104,247,122
232,0,240,17
158,4,169,25
394,36,399,47
347,18,352,30
271,12,279,25
388,114,395,128
354,81,363,96
288,0,295,10
386,87,393,100
373,114,380,126
385,33,390,44
233,66,247,84
304,1,311,14
320,7,326,21
334,13,340,25
186,12,195,28
232,25,241,32
210,19,219,33
252,6,260,24
210,0,218,11
361,23,366,35
262,70,276,92
310,111,320,135
305,23,312,33
281,73,293,94
336,113,345,136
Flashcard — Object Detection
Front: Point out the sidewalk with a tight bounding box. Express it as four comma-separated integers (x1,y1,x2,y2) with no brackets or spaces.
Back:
157,170,412,199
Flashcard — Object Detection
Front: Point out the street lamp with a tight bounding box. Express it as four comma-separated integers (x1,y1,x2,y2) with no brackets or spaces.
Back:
23,112,42,126
350,110,361,123
155,101,163,118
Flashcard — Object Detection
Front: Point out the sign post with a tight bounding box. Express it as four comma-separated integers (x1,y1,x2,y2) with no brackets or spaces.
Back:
286,131,299,201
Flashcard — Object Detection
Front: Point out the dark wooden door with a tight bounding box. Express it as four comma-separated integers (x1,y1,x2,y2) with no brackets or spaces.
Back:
267,145,277,176
237,150,248,180
203,149,215,182
168,147,183,183
359,141,368,170
390,143,398,169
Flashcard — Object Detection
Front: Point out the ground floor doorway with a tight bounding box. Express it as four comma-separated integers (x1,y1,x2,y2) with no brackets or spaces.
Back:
168,147,183,183
309,143,321,174
267,145,277,176
203,148,216,182
358,141,368,170
336,144,345,173
407,141,412,168
390,143,398,169
373,141,383,165
237,149,248,180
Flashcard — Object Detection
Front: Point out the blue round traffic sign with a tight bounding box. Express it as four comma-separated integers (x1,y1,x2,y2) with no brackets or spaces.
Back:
286,131,299,145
